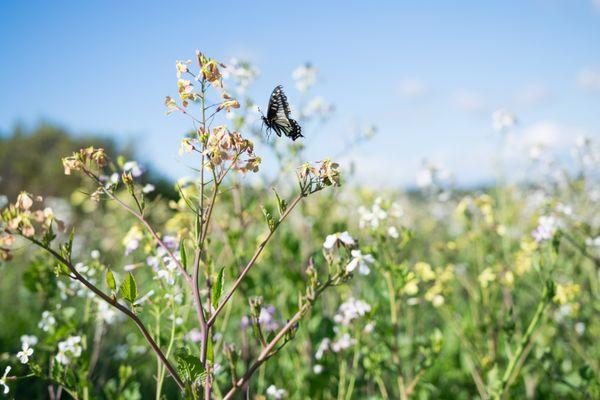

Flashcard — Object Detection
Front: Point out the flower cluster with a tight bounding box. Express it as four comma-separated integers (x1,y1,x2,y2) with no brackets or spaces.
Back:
297,159,341,195
203,126,261,173
62,146,107,175
292,63,317,92
1,193,60,253
333,298,372,326
402,262,454,307
55,336,83,365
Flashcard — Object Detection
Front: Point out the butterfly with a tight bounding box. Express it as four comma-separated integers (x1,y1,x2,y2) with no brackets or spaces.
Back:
260,85,303,141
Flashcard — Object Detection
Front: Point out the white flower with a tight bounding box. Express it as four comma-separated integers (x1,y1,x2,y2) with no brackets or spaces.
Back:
97,300,118,324
266,384,287,399
186,328,203,343
16,342,33,364
387,226,399,239
315,338,330,360
134,290,155,306
156,269,175,285
0,366,10,395
364,321,376,333
302,96,333,119
345,250,375,275
575,322,586,335
331,333,356,352
323,231,355,250
258,305,279,332
123,161,143,177
142,184,155,194
416,168,433,188
55,336,83,365
223,58,260,94
531,215,558,242
90,250,100,259
20,335,38,347
38,311,56,332
313,364,323,374
292,63,317,92
334,298,372,326
491,109,516,132
358,197,388,229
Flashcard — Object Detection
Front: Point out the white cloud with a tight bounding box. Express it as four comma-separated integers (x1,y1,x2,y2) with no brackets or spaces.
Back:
577,66,600,92
514,84,552,107
398,79,428,98
452,90,487,115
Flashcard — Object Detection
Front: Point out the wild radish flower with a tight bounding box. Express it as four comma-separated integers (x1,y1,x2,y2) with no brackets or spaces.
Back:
387,226,399,239
478,268,496,288
258,305,279,332
142,184,155,194
97,300,118,324
333,298,372,326
301,96,333,119
414,262,436,281
55,336,83,365
323,231,355,250
331,333,356,352
313,364,323,374
292,63,317,92
364,321,376,333
16,342,33,364
123,161,143,178
585,236,600,253
346,250,375,275
186,328,203,343
315,338,330,360
531,215,558,242
123,225,143,255
38,311,56,332
223,58,259,94
266,384,287,399
90,249,100,259
432,294,445,307
358,197,387,229
0,366,10,395
20,335,38,347
575,322,586,335
491,109,516,132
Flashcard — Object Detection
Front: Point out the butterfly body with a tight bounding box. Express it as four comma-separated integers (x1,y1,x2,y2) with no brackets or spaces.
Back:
261,85,303,141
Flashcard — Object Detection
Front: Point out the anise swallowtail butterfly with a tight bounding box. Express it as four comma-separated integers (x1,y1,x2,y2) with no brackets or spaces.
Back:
260,85,303,141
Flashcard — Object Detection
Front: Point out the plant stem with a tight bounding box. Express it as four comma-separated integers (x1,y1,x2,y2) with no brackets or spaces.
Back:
208,194,303,327
25,236,185,391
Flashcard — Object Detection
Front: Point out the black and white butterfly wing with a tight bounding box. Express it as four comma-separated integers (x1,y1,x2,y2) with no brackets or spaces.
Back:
264,85,303,141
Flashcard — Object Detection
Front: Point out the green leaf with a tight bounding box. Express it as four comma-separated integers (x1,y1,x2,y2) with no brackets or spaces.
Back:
211,268,224,308
272,188,287,216
261,205,277,232
180,238,188,271
175,348,205,384
119,272,138,304
106,269,117,292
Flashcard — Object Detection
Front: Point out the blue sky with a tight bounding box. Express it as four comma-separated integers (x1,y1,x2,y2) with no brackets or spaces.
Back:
1,1,599,186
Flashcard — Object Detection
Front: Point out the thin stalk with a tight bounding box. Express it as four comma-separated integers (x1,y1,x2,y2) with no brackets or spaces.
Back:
208,194,303,327
24,236,185,391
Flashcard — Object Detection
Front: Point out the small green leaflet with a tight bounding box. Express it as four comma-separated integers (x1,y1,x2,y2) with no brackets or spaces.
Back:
106,269,117,292
119,272,138,304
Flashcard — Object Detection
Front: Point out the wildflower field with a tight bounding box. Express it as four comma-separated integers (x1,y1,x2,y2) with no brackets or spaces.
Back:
1,49,599,400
